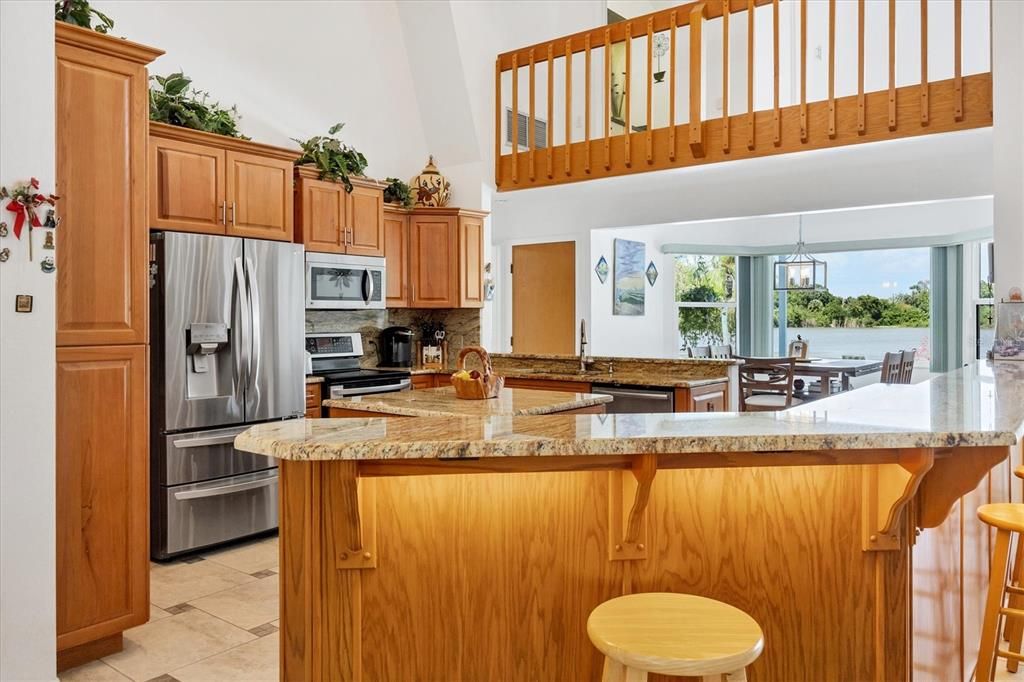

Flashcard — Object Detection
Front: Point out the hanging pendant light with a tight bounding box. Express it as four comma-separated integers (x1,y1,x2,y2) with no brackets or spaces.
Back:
774,217,828,291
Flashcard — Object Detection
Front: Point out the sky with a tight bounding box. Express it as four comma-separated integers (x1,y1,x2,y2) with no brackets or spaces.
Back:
819,247,930,298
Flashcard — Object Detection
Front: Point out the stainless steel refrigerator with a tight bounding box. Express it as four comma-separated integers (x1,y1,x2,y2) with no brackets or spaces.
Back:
150,231,304,559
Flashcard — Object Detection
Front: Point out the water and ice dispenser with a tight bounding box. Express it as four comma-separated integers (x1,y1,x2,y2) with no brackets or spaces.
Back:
185,322,231,399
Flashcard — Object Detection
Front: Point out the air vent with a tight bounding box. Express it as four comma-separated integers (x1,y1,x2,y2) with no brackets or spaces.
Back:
506,108,547,150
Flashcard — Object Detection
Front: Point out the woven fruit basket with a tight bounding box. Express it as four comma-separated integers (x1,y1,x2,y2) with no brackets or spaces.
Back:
450,346,504,399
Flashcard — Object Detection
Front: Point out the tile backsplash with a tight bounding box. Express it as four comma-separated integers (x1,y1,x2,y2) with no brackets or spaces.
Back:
305,309,481,368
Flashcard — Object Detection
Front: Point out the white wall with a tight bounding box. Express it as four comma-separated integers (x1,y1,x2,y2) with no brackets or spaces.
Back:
992,0,1024,299
0,4,56,681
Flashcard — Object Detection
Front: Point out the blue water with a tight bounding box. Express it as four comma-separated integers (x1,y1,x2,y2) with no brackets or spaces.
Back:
773,327,933,361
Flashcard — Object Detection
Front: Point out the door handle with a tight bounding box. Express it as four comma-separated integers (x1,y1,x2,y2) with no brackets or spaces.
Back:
172,431,247,449
230,202,236,226
245,256,261,392
221,201,227,225
233,257,251,389
173,474,278,501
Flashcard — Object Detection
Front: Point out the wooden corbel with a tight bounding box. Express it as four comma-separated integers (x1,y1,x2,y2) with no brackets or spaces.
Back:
917,445,1011,529
862,448,934,551
331,462,378,570
608,454,658,561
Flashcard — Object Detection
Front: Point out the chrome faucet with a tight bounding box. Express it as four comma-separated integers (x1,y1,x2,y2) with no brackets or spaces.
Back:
579,319,590,372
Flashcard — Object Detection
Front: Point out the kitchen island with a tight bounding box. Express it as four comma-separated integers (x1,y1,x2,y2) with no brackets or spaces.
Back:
237,361,1024,681
324,385,611,418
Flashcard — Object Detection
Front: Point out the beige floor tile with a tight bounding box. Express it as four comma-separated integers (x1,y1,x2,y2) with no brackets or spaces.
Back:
171,632,278,682
58,659,130,681
150,559,255,609
148,604,172,622
102,608,255,681
202,536,279,575
189,576,279,630
270,619,280,628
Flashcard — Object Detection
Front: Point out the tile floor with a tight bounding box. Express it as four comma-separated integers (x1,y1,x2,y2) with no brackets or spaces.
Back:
60,535,280,682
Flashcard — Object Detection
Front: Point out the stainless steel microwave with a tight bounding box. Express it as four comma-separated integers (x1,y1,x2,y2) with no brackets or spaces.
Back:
305,253,386,309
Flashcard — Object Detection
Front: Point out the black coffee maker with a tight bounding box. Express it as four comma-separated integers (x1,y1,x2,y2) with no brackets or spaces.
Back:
379,326,414,367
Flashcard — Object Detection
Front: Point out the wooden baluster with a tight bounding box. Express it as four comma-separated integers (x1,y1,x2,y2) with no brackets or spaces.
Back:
747,0,755,150
512,54,519,183
690,3,705,157
625,22,632,167
669,10,677,160
585,34,592,173
565,39,572,176
773,0,781,146
954,0,963,120
920,0,928,125
800,0,808,142
605,28,611,170
495,58,502,185
646,17,654,164
888,0,896,131
547,43,554,178
529,48,536,180
828,0,836,138
723,0,730,153
858,0,865,134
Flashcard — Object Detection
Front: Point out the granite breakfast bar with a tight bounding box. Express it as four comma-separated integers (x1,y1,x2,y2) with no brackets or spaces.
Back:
237,361,1024,682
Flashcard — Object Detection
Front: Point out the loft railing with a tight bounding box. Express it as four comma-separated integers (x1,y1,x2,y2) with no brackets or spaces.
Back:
494,0,992,191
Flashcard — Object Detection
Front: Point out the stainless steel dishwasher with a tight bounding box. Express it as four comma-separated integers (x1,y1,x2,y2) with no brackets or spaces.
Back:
590,384,675,413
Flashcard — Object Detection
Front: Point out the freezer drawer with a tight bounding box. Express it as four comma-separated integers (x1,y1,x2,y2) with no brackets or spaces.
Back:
159,469,278,557
162,426,276,486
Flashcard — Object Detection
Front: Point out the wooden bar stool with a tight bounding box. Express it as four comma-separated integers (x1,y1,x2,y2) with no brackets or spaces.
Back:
976,502,1024,681
586,593,764,682
1001,466,1024,673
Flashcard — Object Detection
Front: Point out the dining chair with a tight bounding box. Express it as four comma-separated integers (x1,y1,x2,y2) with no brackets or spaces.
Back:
881,349,916,385
899,349,916,383
688,346,712,359
710,344,733,359
736,357,801,412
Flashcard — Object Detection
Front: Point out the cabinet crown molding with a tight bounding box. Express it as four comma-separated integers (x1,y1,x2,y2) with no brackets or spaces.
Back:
55,21,163,64
149,121,299,162
384,205,490,218
294,165,384,189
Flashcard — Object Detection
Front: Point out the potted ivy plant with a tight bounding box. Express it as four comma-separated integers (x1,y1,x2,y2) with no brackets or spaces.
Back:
55,0,114,33
383,177,413,208
149,72,249,139
292,123,368,193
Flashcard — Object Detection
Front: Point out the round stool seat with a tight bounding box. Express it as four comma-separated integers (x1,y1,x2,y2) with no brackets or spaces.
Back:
978,503,1024,533
587,593,764,677
1015,465,1024,480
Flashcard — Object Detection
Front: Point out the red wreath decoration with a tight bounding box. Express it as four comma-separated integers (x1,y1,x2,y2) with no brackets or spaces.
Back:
1,178,59,239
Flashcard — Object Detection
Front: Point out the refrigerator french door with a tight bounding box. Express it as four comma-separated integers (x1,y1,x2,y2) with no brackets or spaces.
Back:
150,232,304,559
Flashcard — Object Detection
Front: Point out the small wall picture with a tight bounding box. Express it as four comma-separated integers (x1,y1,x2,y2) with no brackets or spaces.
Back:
645,260,659,286
14,294,33,313
594,255,609,284
993,301,1024,360
613,238,645,315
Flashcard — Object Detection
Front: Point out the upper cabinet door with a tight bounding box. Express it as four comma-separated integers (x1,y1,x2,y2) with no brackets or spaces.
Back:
346,183,385,257
458,215,485,308
409,215,457,308
225,151,294,242
295,177,344,253
383,210,409,307
149,137,226,235
56,41,150,346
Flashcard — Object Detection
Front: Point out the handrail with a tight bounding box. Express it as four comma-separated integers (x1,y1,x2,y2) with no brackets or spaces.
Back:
494,0,992,192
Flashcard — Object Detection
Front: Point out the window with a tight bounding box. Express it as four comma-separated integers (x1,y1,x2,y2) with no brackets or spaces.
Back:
675,255,736,353
974,240,995,359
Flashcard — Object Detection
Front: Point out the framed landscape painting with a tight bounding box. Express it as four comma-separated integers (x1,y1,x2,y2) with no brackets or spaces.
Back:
613,238,645,315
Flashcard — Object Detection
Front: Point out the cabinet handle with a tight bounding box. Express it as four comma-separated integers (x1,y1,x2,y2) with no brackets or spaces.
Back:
230,202,236,226
221,201,227,225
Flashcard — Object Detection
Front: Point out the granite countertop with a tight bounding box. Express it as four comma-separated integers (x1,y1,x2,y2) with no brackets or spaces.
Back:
323,386,612,418
238,361,1024,461
497,368,728,388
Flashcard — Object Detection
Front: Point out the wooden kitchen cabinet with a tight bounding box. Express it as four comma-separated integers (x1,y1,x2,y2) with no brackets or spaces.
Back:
295,167,384,256
675,381,729,413
305,382,322,418
55,344,149,667
399,207,488,309
383,205,410,306
149,122,296,241
411,374,441,390
458,213,485,307
56,23,159,347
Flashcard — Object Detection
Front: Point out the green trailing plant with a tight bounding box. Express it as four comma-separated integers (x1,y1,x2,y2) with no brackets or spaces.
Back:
382,177,413,208
55,0,114,33
149,72,249,139
292,123,368,193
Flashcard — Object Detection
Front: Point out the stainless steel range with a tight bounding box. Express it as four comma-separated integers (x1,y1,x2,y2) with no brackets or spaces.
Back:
306,333,411,405
150,232,305,560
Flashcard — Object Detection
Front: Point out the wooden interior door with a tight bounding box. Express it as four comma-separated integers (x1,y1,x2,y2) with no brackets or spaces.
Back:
225,151,293,241
149,136,226,235
56,40,151,346
383,210,409,307
296,177,344,253
56,345,148,651
511,242,575,354
408,215,456,308
346,183,385,257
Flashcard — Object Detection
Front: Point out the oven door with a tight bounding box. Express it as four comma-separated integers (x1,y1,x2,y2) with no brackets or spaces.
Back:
306,256,385,309
329,377,411,398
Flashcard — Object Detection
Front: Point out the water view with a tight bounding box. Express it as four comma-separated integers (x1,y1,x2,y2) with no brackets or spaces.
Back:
774,327,931,361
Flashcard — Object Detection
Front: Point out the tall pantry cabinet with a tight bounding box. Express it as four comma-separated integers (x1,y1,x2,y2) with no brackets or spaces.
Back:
54,23,162,671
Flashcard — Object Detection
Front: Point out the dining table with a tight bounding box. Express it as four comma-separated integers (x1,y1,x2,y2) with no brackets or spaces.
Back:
794,357,884,395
